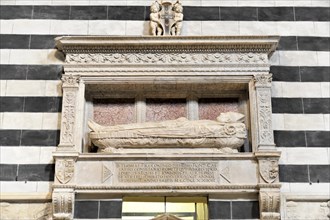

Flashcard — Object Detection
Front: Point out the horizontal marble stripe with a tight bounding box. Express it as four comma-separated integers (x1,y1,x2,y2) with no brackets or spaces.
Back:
0,5,329,21
0,113,61,130
272,82,330,98
0,80,62,96
272,114,330,131
0,164,55,181
0,146,56,164
0,130,60,146
280,164,330,183
278,147,330,165
281,182,330,194
0,65,62,80
1,20,329,37
1,0,329,7
272,98,330,114
2,34,329,51
1,49,329,67
270,51,330,66
0,96,62,112
274,130,330,147
271,66,330,82
0,181,52,193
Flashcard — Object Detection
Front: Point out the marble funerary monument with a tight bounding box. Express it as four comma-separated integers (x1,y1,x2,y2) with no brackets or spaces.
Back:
52,1,281,219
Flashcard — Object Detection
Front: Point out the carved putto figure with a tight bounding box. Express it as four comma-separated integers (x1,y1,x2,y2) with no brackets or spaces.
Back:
88,112,247,153
149,0,184,36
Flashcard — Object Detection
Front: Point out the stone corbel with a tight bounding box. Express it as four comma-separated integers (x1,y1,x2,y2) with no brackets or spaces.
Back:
259,187,281,220
52,188,75,220
254,74,276,151
58,74,81,151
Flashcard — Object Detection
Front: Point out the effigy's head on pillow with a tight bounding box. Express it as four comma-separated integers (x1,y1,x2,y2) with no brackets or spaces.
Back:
216,112,245,123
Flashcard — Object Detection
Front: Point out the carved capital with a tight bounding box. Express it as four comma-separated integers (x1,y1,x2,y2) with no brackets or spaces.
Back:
259,188,281,220
55,158,76,184
53,189,74,220
62,74,80,88
254,74,272,88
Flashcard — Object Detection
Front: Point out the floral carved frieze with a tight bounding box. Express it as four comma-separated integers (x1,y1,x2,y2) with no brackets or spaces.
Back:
65,52,268,65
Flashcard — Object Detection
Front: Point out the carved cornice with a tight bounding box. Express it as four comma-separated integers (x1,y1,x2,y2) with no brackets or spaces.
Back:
56,36,279,55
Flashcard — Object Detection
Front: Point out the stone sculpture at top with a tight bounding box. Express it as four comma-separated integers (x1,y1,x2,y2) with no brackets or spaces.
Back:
150,0,183,36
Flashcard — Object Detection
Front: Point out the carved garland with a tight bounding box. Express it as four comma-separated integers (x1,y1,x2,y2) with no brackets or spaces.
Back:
66,53,268,64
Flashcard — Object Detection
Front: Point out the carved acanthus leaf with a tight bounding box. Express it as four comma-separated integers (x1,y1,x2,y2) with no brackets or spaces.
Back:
254,74,272,87
62,74,80,87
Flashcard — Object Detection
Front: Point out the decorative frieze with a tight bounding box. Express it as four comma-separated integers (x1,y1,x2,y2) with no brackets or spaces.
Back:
286,200,330,220
66,52,268,65
52,189,74,220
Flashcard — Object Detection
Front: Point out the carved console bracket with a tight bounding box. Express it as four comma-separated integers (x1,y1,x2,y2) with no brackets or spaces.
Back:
259,187,281,220
52,188,75,220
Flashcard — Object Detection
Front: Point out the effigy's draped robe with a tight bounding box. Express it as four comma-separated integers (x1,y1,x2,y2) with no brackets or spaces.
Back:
88,112,247,152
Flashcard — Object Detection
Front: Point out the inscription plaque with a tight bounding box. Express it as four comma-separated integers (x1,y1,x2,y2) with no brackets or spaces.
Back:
116,162,218,183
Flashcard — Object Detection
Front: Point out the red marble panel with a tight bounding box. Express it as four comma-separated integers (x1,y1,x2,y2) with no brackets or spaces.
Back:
93,98,135,126
199,98,239,120
146,98,186,122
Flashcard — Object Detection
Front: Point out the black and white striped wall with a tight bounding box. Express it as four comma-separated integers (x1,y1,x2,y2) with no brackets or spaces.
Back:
0,0,329,219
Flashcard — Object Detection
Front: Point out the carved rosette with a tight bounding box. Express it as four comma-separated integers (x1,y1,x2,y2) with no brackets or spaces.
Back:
56,158,75,184
53,189,74,220
259,188,281,220
59,75,80,148
254,74,275,149
65,53,268,65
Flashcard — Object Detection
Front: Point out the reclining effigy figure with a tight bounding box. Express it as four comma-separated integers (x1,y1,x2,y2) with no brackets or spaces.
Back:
88,112,247,153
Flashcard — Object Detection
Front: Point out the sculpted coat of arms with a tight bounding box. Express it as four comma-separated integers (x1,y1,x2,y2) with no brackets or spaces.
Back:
259,159,279,183
55,159,75,184
150,0,183,36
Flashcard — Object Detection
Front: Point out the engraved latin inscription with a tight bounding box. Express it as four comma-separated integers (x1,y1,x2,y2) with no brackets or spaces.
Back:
117,162,218,183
